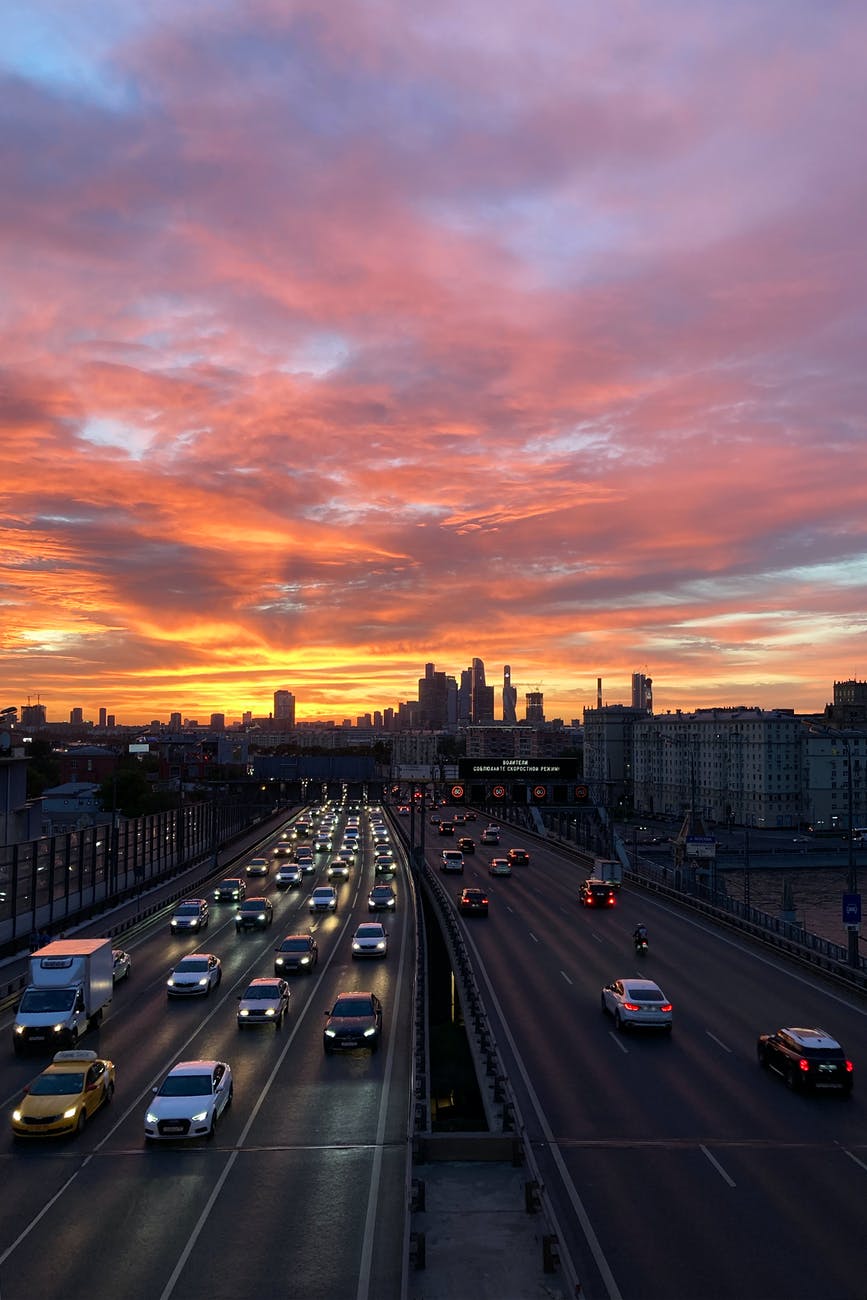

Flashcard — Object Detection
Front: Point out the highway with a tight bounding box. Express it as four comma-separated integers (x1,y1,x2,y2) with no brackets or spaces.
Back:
1,803,866,1300
0,805,414,1300
425,821,867,1300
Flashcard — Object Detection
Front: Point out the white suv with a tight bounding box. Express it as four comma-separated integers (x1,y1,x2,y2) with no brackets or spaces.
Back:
441,850,464,873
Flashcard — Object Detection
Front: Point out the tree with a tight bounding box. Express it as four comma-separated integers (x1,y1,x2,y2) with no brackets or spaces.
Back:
25,738,60,799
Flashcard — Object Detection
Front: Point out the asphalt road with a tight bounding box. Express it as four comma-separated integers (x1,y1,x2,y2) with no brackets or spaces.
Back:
0,809,414,1300
426,826,867,1300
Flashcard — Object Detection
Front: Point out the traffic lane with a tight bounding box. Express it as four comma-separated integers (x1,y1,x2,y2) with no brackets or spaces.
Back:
559,1136,867,1300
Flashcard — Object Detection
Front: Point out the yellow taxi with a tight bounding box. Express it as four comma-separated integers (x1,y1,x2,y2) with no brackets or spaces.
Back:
12,1050,116,1137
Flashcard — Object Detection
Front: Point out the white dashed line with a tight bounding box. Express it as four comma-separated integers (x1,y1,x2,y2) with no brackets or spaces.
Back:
700,1145,736,1187
705,1031,732,1053
560,971,573,985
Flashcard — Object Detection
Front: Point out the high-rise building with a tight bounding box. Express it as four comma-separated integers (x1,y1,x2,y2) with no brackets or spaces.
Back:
274,690,295,728
418,663,451,729
525,691,544,723
210,713,225,731
70,707,84,725
502,665,518,724
169,712,182,730
21,703,46,727
470,658,494,723
631,672,653,713
98,707,107,728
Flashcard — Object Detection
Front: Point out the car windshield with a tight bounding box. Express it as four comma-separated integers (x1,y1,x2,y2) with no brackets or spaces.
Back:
282,939,309,951
332,998,374,1017
175,959,209,973
356,926,383,939
313,890,333,899
626,987,663,1001
220,880,241,889
19,989,76,1013
158,1074,213,1097
240,901,262,910
176,904,201,916
30,1072,86,1096
244,985,279,1000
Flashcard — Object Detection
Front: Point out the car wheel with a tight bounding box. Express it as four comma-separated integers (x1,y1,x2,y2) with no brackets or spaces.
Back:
104,1081,114,1105
216,969,222,987
205,982,211,996
757,1046,768,1069
76,1109,87,1134
614,1011,625,1032
785,1065,799,1091
600,994,608,1014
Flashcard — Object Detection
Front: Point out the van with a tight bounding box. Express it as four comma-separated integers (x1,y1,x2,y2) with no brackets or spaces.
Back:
441,850,464,874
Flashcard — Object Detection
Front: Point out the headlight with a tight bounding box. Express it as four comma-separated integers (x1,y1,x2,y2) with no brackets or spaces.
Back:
13,1025,24,1035
376,942,386,950
198,978,208,986
12,1109,23,1121
352,941,361,951
191,1110,208,1123
53,1024,66,1033
363,1026,377,1037
145,1111,158,1124
300,956,309,964
275,957,285,966
63,1107,77,1120
239,1009,249,1017
265,1008,275,1016
324,1028,336,1038
235,912,242,920
167,979,175,987
257,913,266,921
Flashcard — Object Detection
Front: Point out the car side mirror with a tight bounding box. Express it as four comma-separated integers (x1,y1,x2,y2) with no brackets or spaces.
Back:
152,1085,158,1094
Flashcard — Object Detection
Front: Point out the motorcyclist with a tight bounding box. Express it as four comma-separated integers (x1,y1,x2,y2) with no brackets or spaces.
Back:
633,923,648,947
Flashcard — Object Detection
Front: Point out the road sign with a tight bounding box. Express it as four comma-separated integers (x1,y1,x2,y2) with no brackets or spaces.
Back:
842,893,861,925
491,785,506,799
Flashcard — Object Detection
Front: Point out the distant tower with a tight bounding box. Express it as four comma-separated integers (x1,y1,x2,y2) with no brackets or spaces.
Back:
470,658,494,723
631,672,653,713
502,665,518,724
274,690,295,728
525,691,544,723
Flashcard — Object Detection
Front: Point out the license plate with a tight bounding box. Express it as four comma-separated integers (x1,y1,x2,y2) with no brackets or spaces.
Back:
163,1123,185,1133
818,1064,836,1073
29,1034,45,1041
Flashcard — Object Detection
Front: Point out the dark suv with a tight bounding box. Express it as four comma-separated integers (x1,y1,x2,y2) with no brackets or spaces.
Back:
235,897,274,931
579,879,618,908
213,878,246,903
323,991,383,1053
757,1026,854,1094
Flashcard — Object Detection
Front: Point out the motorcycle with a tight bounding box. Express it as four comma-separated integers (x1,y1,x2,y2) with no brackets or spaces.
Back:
634,936,649,957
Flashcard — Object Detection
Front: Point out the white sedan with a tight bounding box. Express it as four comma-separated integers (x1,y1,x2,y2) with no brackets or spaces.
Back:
351,922,389,958
601,978,673,1032
166,953,222,997
144,1059,233,1141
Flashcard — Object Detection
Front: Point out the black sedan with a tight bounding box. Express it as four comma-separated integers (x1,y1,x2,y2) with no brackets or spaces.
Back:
757,1026,854,1094
274,934,319,974
458,887,489,917
235,897,274,931
323,991,383,1053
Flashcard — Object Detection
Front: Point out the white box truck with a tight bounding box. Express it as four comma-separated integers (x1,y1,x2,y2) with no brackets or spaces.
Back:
13,938,114,1055
594,859,623,890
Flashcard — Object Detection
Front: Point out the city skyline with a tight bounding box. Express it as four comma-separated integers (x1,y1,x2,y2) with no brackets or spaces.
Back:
3,3,867,725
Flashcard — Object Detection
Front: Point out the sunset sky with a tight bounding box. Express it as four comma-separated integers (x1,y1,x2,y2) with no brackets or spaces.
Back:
2,0,866,725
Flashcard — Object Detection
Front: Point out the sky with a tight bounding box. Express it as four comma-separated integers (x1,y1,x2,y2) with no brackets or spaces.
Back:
2,0,866,726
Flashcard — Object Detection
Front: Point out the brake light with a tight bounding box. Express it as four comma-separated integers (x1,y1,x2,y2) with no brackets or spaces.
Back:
607,895,616,905
660,1003,673,1013
798,1058,810,1072
622,1001,640,1011
846,1060,854,1073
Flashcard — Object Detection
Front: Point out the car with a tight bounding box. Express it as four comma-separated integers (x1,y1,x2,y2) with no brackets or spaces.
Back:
170,899,209,932
272,839,293,857
112,948,131,982
375,857,396,876
274,933,319,974
213,878,246,903
601,979,673,1032
167,953,222,997
429,814,441,825
507,847,530,866
245,857,270,878
351,922,389,958
480,827,500,844
438,821,455,835
458,887,489,917
339,840,360,856
580,879,618,908
12,1050,116,1138
323,991,383,1053
327,859,351,881
309,886,338,913
368,884,396,912
488,858,512,877
343,827,360,840
457,837,475,853
144,1059,233,1142
313,834,332,851
292,822,312,839
275,864,303,889
757,1027,854,1093
295,851,316,875
464,812,477,822
441,850,464,874
237,978,291,1030
235,898,274,931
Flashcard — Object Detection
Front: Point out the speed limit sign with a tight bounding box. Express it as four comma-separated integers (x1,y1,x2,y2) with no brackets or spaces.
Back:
450,784,465,801
492,784,506,799
533,785,547,800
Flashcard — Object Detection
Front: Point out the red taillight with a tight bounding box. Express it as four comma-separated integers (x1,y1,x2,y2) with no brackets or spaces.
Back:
798,1058,810,1072
607,895,616,905
846,1060,854,1073
622,1001,640,1011
660,1003,673,1013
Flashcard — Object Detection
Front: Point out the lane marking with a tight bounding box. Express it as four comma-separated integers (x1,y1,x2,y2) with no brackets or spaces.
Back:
528,932,539,944
700,1145,736,1187
842,1149,867,1174
608,1031,628,1055
705,1031,732,1054
560,971,573,985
